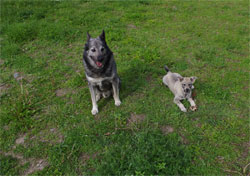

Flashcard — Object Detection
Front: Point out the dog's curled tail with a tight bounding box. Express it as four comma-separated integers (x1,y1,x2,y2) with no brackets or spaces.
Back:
164,65,170,73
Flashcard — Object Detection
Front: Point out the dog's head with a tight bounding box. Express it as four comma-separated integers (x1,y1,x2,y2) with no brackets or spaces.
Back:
178,76,197,94
84,30,112,69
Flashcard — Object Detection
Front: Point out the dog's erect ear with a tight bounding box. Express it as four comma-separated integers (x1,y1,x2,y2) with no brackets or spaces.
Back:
99,30,105,41
190,76,197,83
178,77,184,82
87,32,91,41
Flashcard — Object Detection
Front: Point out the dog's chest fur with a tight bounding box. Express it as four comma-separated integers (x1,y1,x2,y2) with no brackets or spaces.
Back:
86,75,113,91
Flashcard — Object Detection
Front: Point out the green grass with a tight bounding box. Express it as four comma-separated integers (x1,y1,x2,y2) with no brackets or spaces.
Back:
0,0,249,175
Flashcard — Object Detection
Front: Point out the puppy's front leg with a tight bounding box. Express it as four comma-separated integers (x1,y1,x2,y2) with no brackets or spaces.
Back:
174,97,187,112
88,83,98,115
188,98,197,111
112,77,121,106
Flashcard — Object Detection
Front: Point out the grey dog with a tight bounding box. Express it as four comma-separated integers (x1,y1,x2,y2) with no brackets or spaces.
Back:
162,65,197,112
83,30,121,115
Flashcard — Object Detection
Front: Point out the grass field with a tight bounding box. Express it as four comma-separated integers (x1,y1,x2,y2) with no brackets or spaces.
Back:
0,0,249,175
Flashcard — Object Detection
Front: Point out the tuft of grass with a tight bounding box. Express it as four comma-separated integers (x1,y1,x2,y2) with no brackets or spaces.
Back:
90,130,195,175
0,155,20,175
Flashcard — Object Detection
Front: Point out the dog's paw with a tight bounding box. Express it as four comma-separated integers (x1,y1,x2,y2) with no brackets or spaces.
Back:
115,100,121,106
190,106,197,111
91,108,99,115
181,108,187,112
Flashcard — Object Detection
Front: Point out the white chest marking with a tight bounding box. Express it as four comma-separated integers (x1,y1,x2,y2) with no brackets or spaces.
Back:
86,75,113,83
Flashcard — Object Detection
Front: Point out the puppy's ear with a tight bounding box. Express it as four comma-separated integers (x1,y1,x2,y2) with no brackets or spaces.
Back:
190,76,197,83
99,30,105,41
87,32,91,41
178,77,184,82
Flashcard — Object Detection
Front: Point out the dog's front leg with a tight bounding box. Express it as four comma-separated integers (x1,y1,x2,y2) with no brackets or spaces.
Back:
112,78,121,106
188,98,197,111
174,97,187,112
88,83,98,115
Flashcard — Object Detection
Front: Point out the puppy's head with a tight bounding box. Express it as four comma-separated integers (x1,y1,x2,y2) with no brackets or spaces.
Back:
84,30,112,69
178,76,197,94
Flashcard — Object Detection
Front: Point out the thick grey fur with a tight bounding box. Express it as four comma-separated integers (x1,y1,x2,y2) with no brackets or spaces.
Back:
83,30,121,115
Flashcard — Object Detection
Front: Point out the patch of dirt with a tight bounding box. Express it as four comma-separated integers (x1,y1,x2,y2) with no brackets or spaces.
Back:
226,58,241,63
242,84,249,91
80,152,98,165
127,113,146,127
0,151,24,162
241,141,250,159
146,75,152,82
0,151,48,175
31,128,64,144
0,84,11,94
127,24,137,29
195,123,202,128
0,59,4,65
23,159,48,176
161,125,174,135
15,133,27,145
3,125,9,130
55,88,75,97
179,134,189,145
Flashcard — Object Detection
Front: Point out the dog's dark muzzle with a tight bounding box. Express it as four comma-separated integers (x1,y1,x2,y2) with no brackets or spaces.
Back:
185,88,190,93
97,56,104,62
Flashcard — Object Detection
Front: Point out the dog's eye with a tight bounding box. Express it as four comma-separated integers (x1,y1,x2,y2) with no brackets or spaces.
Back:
183,84,186,86
100,47,104,52
189,84,192,87
91,48,96,52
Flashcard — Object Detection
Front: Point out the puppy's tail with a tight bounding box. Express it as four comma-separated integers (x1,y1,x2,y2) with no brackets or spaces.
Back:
164,65,170,73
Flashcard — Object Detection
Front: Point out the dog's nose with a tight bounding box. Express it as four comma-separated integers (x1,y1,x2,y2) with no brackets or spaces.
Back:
97,56,103,61
185,88,190,93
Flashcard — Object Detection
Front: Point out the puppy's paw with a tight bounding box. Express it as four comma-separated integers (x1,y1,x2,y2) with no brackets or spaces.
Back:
91,108,99,115
190,106,197,111
181,108,187,112
115,100,121,106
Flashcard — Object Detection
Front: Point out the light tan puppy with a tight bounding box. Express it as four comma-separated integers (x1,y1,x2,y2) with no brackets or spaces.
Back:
162,65,197,112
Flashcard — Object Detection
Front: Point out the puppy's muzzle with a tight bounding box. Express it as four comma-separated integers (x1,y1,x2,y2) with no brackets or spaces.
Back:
185,88,190,93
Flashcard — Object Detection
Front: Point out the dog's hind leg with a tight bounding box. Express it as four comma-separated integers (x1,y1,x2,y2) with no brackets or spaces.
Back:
95,89,102,102
96,92,101,102
174,97,187,112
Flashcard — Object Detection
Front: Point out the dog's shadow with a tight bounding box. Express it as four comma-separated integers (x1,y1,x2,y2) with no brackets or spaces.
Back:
97,63,150,112
119,65,148,99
